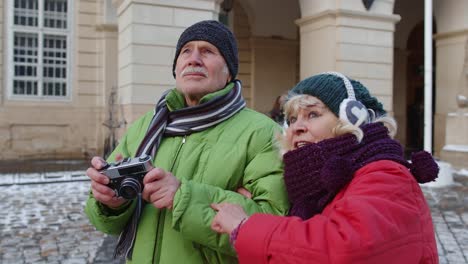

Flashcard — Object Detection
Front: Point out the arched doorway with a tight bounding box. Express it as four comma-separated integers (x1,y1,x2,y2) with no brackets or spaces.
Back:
405,21,436,156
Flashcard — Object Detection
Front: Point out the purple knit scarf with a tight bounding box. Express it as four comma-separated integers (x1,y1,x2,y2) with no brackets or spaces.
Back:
283,122,439,220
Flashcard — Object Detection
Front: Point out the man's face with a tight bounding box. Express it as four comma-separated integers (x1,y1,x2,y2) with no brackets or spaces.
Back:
175,41,232,106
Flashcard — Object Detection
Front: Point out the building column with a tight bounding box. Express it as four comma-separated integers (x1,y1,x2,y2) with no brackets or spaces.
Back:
113,0,221,135
296,0,399,113
434,0,468,168
434,28,468,169
434,29,468,166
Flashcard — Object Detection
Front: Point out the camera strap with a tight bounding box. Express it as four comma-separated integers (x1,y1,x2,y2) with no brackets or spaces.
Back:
115,80,246,260
113,193,143,260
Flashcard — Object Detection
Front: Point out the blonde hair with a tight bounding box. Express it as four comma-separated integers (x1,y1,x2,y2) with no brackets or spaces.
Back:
278,94,397,154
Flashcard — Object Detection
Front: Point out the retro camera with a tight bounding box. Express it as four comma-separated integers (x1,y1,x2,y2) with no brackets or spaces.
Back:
100,154,152,200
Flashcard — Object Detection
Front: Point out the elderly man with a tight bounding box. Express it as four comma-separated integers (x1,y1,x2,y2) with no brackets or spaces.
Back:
85,20,288,264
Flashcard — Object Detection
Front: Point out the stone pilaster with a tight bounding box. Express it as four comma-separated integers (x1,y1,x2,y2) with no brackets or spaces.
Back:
296,5,399,112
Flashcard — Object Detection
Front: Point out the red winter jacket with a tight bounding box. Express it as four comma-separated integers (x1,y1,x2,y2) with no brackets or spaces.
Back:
235,160,438,264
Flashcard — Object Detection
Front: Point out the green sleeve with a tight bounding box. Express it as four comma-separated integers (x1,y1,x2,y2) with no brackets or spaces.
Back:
171,127,289,255
84,114,148,235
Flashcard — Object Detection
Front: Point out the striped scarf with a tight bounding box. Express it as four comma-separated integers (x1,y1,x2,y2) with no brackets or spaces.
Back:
115,80,246,260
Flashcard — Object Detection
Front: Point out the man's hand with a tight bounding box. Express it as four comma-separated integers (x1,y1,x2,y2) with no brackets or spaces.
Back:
142,168,181,209
211,203,248,234
86,156,127,209
236,187,252,199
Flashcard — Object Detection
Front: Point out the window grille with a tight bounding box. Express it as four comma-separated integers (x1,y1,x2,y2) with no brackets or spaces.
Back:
8,0,71,99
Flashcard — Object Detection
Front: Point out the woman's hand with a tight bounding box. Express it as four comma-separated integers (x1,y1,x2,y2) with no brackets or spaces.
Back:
210,203,248,234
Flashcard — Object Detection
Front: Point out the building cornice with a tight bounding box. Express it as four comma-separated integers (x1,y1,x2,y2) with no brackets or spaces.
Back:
434,28,468,40
296,9,400,27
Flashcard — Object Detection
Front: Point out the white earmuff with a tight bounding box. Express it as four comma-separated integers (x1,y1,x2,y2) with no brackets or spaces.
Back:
325,72,370,127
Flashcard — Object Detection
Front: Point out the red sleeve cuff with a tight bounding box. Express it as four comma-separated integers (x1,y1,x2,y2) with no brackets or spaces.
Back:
234,213,285,263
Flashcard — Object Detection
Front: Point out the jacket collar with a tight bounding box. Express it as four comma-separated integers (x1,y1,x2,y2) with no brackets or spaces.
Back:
166,82,235,111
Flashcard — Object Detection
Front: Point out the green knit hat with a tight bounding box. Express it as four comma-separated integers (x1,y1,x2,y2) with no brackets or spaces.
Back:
290,72,386,118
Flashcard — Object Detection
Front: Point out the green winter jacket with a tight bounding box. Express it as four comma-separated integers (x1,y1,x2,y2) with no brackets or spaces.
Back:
85,83,289,264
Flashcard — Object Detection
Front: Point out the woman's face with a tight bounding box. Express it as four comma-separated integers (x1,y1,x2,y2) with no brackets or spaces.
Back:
285,95,339,150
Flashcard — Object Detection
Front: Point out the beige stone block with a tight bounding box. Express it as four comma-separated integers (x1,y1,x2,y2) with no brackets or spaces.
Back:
435,36,467,113
173,9,215,27
238,40,251,50
337,43,392,63
119,46,132,69
234,26,250,38
340,0,367,12
337,15,398,31
118,103,153,129
238,50,251,63
11,124,68,151
298,14,336,34
119,24,182,49
118,4,132,30
126,45,174,67
78,25,99,38
339,27,393,47
241,87,252,101
79,1,100,14
77,38,100,53
118,83,132,105
245,98,252,108
118,65,131,88
77,53,101,67
300,28,336,77
369,0,395,14
374,94,392,112
0,121,10,135
358,78,392,97
234,13,250,27
238,62,251,75
130,4,173,26
336,61,392,80
237,73,251,87
131,84,173,105
77,66,101,82
77,13,98,27
118,64,174,87
434,113,447,157
116,0,218,16
445,113,468,145
251,38,298,113
74,94,101,107
133,64,174,86
77,80,104,96
440,148,468,170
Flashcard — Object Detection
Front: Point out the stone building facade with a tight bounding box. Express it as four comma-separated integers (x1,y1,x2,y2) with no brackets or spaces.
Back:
0,0,467,169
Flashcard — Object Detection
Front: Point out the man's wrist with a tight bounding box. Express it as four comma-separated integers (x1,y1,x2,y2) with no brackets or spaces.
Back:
98,200,131,216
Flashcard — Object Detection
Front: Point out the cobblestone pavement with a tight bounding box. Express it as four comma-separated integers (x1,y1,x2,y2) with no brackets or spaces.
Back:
422,174,468,264
0,176,467,263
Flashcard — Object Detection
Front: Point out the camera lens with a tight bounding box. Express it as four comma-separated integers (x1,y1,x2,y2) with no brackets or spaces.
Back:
118,178,142,200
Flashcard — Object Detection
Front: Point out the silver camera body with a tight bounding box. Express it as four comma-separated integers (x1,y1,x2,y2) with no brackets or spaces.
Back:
100,154,152,199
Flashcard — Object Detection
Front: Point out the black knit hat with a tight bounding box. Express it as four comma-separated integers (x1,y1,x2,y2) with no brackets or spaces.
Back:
290,73,386,117
172,20,238,79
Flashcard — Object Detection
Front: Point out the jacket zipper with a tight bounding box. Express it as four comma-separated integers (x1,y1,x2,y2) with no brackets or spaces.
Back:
153,135,187,263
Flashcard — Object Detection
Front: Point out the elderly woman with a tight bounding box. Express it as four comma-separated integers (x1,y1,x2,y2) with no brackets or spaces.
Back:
210,72,439,264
